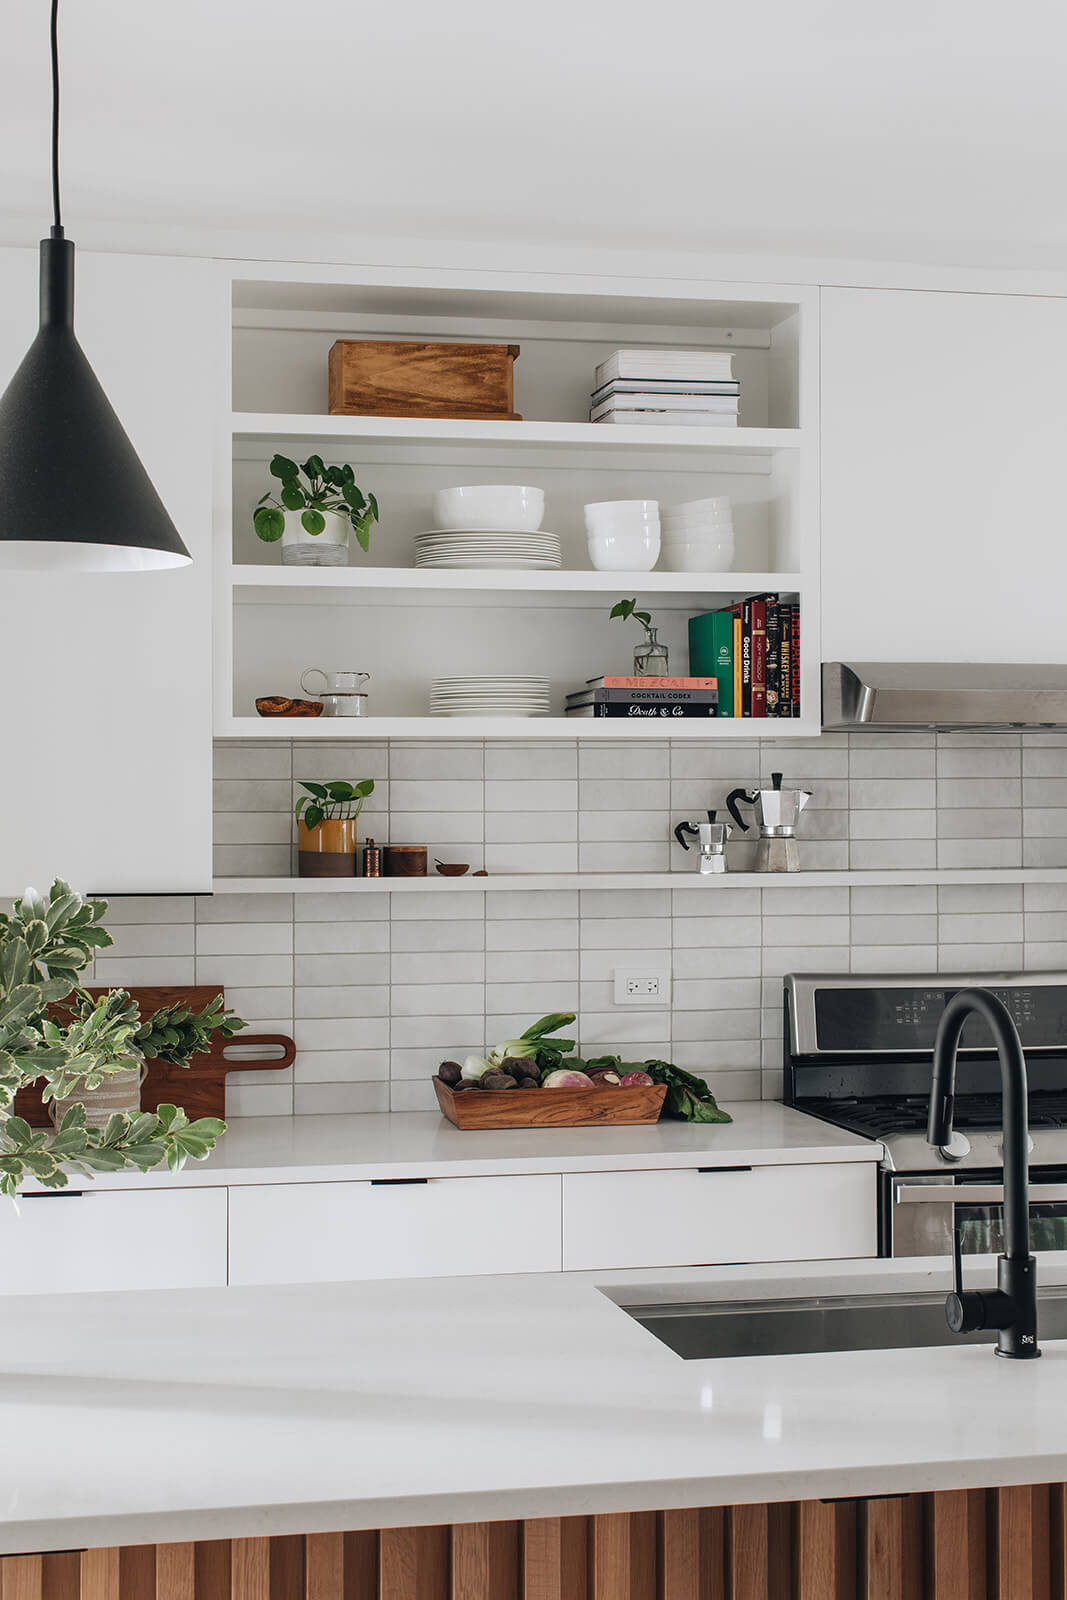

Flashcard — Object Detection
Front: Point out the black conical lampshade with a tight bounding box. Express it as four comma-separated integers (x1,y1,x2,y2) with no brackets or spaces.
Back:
0,236,191,571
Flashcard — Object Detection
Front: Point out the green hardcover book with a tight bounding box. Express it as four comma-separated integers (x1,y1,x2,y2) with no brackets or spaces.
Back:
688,610,735,717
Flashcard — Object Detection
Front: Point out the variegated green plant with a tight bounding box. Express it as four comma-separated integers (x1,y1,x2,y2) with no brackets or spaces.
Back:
0,881,241,1196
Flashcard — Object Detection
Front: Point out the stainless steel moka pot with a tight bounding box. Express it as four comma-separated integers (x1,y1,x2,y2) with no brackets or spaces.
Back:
674,812,732,874
725,772,812,872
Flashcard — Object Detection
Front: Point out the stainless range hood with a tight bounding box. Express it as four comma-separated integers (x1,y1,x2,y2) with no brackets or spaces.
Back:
823,662,1067,731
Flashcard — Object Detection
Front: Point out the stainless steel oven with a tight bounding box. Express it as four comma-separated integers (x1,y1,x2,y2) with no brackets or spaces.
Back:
783,971,1067,1260
889,1173,1067,1258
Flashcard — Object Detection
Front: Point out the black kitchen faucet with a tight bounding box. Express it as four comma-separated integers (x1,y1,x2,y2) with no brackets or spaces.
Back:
927,988,1040,1358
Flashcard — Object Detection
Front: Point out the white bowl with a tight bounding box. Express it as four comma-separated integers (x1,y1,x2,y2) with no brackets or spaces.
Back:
433,485,545,532
584,501,660,539
659,528,735,547
663,529,733,544
662,514,734,534
666,496,732,518
584,499,659,518
587,527,660,571
660,532,735,572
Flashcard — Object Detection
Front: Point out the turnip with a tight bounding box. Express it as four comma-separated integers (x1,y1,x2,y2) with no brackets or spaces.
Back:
542,1068,595,1089
620,1071,654,1086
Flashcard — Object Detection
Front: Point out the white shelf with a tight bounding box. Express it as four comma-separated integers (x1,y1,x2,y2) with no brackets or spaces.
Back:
229,566,802,597
232,413,803,457
212,869,1067,894
217,715,820,740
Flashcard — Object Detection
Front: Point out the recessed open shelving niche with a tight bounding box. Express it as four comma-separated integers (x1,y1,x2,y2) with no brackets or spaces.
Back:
219,267,819,739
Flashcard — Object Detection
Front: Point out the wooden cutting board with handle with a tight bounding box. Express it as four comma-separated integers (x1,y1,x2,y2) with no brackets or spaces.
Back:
13,985,296,1127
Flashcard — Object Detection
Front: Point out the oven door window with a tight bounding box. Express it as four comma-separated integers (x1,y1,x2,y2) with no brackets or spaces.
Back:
956,1204,1067,1255
891,1178,1067,1256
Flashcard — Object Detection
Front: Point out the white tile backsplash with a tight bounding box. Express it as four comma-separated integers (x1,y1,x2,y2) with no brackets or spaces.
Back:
86,731,1067,1120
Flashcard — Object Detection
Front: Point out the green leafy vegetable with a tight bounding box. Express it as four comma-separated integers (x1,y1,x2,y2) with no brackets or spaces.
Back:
644,1059,732,1123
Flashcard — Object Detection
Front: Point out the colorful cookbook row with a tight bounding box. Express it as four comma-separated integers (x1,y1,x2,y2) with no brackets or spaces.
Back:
689,595,800,718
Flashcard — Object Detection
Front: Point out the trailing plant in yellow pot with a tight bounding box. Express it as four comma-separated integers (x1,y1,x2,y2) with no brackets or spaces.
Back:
296,778,375,877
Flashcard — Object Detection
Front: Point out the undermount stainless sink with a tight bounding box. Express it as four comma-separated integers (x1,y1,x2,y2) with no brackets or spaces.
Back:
622,1287,1067,1360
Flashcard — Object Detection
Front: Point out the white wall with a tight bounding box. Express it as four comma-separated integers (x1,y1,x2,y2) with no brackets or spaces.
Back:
0,247,224,894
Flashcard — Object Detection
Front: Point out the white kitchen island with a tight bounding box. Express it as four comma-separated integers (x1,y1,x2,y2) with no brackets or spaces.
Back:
2,1255,1067,1599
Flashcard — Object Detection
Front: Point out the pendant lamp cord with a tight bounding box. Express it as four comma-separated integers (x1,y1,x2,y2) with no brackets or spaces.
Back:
50,0,62,236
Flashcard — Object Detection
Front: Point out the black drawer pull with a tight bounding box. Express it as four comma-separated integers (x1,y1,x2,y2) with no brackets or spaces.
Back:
20,1190,86,1199
370,1178,430,1186
696,1165,753,1175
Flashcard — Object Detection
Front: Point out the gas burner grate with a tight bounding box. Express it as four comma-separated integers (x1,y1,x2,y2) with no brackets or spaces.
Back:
800,1091,1067,1140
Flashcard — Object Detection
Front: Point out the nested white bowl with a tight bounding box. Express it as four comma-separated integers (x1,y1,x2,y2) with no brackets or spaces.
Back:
665,495,733,519
660,532,735,572
587,527,661,572
583,498,660,532
433,485,545,532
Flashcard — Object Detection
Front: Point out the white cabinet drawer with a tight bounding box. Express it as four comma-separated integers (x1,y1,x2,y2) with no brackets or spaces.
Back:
0,1186,228,1295
228,1174,562,1285
563,1163,877,1271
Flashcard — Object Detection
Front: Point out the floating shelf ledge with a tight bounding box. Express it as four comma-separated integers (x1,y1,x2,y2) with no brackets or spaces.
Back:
216,716,822,739
229,566,802,596
210,869,1067,894
232,413,803,456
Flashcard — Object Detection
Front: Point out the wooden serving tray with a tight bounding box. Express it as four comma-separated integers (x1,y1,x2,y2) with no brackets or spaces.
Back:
14,985,295,1127
434,1075,666,1129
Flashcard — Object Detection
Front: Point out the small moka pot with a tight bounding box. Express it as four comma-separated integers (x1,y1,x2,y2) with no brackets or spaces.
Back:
674,812,732,874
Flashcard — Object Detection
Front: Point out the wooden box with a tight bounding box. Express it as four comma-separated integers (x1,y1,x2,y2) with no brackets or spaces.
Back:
328,340,521,420
434,1074,666,1130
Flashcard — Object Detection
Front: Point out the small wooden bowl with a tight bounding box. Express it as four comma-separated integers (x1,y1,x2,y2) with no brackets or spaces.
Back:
436,861,470,876
256,696,324,718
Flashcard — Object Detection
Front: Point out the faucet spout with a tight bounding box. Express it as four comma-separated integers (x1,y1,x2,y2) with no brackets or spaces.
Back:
927,987,1039,1358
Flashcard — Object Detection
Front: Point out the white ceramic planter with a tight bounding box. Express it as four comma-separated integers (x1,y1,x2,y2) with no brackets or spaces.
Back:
51,1064,146,1132
280,509,350,567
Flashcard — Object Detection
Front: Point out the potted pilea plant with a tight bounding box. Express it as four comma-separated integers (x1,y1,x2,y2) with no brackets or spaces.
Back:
0,881,243,1195
296,778,375,877
611,596,670,676
253,453,380,568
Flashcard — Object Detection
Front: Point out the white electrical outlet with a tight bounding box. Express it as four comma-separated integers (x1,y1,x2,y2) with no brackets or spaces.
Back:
614,969,671,1006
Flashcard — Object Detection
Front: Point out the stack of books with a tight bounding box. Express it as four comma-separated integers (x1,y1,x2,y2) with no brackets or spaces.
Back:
566,676,719,719
687,596,800,718
589,349,740,428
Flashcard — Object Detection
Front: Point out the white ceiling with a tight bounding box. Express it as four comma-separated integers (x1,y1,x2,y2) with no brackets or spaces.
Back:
2,0,1067,274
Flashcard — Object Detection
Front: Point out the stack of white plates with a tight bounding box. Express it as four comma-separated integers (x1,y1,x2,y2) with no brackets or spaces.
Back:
430,676,552,717
414,530,562,570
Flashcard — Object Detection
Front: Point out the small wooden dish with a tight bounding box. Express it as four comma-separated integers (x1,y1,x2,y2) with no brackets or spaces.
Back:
436,862,470,876
433,1075,666,1129
256,696,324,718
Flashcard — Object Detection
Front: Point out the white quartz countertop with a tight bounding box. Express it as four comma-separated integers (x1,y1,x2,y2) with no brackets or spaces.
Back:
4,1255,1067,1554
66,1103,881,1190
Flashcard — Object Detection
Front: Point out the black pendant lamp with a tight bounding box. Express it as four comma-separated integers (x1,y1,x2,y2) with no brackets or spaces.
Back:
0,0,191,571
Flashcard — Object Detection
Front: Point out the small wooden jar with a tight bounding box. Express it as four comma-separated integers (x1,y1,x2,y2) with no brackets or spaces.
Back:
298,818,358,877
383,845,428,877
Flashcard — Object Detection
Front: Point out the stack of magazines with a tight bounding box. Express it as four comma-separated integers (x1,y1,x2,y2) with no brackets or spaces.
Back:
566,676,719,719
590,349,739,427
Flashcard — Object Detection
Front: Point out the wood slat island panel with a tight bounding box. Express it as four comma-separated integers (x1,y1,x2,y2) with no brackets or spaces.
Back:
6,1486,1067,1599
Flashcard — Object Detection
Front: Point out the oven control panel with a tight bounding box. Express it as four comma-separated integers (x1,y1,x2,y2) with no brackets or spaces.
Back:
812,983,1067,1054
